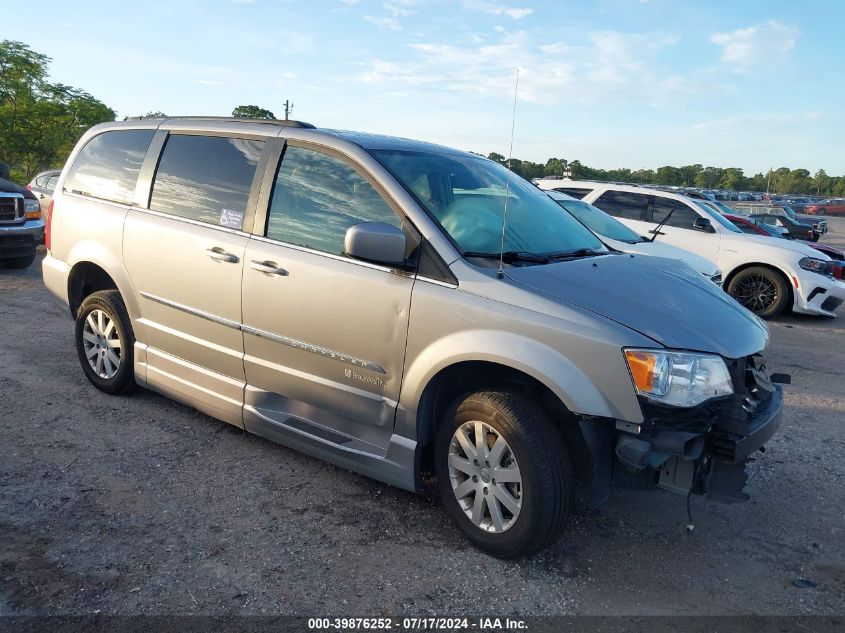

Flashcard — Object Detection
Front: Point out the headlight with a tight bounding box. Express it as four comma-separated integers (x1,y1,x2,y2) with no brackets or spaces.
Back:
799,257,832,276
624,349,733,408
24,198,41,219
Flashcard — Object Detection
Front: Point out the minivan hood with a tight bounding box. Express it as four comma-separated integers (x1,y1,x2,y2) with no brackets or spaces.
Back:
606,238,719,277
506,253,768,359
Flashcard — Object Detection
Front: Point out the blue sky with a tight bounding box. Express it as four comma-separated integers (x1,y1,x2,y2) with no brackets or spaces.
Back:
2,0,842,175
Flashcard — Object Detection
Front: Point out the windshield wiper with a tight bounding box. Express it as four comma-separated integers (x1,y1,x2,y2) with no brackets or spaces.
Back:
546,248,603,260
462,250,551,264
649,207,677,242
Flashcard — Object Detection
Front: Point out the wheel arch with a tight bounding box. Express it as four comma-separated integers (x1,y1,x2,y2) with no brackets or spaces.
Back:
722,261,796,311
408,350,604,479
65,242,141,325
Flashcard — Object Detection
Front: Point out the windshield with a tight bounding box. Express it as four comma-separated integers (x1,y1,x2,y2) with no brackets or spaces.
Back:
695,201,743,233
369,149,604,257
552,196,642,243
780,206,798,219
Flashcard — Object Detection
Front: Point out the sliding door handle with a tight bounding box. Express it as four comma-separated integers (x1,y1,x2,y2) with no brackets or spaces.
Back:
250,260,288,276
206,247,239,263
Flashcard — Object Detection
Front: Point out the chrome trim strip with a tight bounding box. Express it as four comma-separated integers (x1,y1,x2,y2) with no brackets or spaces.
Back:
140,291,242,329
138,291,386,374
416,276,458,289
247,233,404,276
241,324,386,374
129,206,252,238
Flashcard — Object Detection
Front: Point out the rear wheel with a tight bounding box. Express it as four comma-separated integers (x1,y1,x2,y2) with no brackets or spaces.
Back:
435,390,573,558
74,290,136,394
1,253,35,269
727,266,789,319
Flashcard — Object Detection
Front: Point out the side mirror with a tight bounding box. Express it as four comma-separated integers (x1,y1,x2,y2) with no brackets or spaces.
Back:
345,222,406,265
693,217,714,233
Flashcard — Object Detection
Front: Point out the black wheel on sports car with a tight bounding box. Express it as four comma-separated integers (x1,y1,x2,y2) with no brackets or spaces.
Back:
727,266,789,319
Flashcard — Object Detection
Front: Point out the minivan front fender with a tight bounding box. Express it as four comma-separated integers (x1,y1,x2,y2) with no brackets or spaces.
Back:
396,328,642,442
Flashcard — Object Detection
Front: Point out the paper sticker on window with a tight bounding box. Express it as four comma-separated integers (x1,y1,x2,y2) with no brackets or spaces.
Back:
220,208,244,229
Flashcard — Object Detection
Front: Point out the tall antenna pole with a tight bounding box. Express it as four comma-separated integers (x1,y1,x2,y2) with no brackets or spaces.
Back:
497,68,520,280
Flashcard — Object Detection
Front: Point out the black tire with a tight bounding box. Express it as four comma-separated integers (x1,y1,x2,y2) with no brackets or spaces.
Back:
74,290,136,395
435,390,573,558
2,253,35,269
727,266,790,319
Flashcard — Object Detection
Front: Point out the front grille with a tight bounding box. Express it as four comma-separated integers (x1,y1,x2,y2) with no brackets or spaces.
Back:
821,296,843,312
0,197,22,223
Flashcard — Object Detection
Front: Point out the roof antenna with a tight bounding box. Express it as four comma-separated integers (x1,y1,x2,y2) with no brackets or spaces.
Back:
497,68,520,280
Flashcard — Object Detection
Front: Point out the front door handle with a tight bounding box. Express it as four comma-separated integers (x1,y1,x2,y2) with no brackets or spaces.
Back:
206,247,239,263
250,260,288,276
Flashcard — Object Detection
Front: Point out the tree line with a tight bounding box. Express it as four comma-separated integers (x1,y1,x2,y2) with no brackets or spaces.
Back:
487,153,845,198
2,39,843,198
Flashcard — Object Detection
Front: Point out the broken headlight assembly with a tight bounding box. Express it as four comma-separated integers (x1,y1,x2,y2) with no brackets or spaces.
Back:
624,349,733,408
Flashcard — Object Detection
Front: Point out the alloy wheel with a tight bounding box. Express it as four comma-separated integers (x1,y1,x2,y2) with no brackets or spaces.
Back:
733,274,778,313
82,309,122,379
447,421,522,533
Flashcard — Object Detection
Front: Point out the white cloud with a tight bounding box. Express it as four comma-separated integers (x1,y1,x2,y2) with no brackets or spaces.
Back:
710,20,799,73
357,28,682,106
460,0,533,19
364,14,403,30
692,111,821,131
193,79,225,86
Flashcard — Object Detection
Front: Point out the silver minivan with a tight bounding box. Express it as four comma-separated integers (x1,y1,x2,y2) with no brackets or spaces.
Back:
43,117,784,557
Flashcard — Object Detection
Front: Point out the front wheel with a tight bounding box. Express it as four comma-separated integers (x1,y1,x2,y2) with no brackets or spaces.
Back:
435,391,573,558
74,290,136,394
727,266,790,319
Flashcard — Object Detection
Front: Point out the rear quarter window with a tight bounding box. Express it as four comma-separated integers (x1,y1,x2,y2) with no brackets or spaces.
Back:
149,134,265,228
63,130,155,204
591,190,648,221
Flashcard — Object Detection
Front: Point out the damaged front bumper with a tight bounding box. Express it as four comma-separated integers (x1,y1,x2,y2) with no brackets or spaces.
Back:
582,354,785,506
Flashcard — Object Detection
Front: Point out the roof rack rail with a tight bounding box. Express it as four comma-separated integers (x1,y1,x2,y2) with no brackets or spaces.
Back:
123,115,316,129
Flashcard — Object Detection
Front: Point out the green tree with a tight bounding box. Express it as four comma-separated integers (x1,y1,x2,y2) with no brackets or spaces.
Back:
0,40,115,182
232,105,276,119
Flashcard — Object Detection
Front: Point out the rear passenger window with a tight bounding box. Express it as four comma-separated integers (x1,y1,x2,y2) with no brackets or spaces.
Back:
592,191,648,221
150,135,265,228
553,187,591,200
651,198,700,229
64,130,155,203
265,145,402,256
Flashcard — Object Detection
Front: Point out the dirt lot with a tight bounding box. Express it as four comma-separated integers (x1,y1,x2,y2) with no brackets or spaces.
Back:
1,221,844,617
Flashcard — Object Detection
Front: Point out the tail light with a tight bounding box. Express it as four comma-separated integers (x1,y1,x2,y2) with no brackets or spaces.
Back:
45,199,54,251
833,263,845,281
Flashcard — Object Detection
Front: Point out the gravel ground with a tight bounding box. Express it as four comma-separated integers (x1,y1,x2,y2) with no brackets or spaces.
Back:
1,220,844,617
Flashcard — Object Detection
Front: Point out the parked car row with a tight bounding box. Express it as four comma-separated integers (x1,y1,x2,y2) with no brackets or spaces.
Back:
40,117,786,558
536,178,845,319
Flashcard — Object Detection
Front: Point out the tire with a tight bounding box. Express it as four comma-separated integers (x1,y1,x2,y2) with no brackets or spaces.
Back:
727,266,790,319
74,290,136,395
435,390,573,558
816,209,826,216
1,253,35,269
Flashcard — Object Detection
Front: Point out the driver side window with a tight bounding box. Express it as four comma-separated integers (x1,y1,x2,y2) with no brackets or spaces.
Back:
266,145,403,256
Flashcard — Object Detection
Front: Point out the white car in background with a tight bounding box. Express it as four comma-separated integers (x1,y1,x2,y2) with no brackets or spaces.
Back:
537,180,845,319
547,191,723,287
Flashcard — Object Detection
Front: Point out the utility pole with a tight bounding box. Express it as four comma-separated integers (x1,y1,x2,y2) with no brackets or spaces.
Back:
283,100,293,120
765,168,772,199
